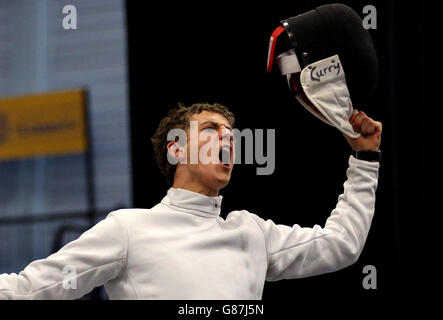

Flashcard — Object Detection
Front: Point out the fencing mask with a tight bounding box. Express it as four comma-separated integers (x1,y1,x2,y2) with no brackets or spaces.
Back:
267,3,378,138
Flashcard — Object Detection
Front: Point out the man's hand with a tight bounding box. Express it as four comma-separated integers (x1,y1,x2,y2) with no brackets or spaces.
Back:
344,110,382,152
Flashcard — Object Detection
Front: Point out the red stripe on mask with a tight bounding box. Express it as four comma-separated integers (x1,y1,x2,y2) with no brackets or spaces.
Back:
266,26,285,73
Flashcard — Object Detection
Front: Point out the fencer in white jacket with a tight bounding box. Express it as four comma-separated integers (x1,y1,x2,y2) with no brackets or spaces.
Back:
0,106,382,299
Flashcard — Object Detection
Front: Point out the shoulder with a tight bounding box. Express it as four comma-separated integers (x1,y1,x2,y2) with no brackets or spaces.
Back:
110,208,152,216
226,209,264,226
226,210,273,235
106,208,151,222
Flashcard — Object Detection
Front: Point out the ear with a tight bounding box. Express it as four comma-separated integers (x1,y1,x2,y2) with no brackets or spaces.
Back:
167,141,184,161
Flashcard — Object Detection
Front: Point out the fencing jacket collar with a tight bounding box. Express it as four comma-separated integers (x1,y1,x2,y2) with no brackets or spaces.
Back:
161,188,223,218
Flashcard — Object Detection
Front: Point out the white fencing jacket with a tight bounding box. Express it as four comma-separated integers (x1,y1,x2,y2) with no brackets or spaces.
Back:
0,156,379,299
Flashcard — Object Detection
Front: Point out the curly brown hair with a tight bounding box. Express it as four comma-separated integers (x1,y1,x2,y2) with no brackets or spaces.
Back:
151,102,235,185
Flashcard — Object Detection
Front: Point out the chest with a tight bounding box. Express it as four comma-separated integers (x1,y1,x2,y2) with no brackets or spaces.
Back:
124,216,267,298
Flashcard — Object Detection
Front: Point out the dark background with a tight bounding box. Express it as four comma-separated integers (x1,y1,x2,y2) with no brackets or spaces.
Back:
126,0,424,302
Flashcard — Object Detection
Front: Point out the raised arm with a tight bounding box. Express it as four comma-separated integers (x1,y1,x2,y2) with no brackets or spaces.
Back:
252,111,382,281
0,211,127,299
251,156,379,280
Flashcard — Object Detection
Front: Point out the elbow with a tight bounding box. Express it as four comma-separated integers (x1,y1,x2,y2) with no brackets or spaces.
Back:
330,233,364,269
347,249,362,267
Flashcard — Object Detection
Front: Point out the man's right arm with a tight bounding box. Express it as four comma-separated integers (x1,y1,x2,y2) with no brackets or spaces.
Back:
0,211,127,299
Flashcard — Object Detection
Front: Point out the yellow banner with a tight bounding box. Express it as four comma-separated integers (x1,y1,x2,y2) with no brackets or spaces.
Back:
0,89,88,161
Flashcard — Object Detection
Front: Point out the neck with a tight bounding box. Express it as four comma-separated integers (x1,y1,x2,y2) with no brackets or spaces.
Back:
172,169,219,197
172,181,219,197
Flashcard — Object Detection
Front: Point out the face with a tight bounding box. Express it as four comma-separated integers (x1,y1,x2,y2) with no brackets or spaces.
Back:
170,111,234,196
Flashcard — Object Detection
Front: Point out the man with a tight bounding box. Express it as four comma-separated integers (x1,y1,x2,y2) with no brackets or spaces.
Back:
0,102,381,299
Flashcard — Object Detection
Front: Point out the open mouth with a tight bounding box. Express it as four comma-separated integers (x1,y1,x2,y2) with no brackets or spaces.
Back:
218,145,232,169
